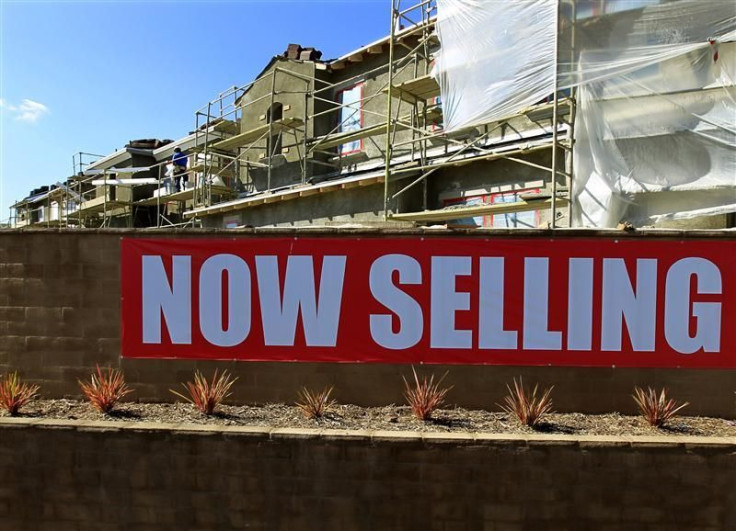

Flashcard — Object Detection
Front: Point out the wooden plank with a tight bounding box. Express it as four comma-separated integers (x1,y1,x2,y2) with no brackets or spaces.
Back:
311,121,409,151
213,119,240,135
90,178,158,186
75,199,130,215
328,151,369,165
210,117,303,151
389,197,570,223
383,75,440,104
135,186,232,206
188,164,236,175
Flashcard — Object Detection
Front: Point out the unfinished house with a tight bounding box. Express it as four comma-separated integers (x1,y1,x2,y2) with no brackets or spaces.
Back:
63,141,167,228
178,0,734,230
9,0,734,231
138,126,240,228
71,124,238,229
9,184,79,228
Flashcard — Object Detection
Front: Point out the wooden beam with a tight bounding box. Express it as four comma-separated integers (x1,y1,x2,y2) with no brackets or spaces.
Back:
264,195,281,204
389,198,570,223
383,74,441,104
311,121,409,151
210,117,303,151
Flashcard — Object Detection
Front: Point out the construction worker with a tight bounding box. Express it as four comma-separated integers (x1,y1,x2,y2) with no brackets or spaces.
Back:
172,147,188,192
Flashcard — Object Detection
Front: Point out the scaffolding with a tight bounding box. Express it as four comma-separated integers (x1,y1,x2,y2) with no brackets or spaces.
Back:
383,0,574,227
182,0,575,229
13,1,732,230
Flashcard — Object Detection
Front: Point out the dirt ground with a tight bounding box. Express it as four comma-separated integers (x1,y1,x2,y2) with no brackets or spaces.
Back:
9,398,736,438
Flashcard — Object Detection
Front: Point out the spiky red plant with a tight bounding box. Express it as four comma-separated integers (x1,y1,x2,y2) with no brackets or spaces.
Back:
0,372,39,416
403,367,452,421
633,386,689,428
296,386,336,419
170,369,237,415
79,365,132,414
499,377,554,428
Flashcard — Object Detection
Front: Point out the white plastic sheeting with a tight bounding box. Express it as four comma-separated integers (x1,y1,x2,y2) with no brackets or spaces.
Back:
569,1,736,227
433,0,736,227
434,0,558,131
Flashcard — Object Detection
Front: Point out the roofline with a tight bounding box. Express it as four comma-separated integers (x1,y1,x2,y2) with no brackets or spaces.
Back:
234,56,288,106
328,17,436,66
11,190,52,208
153,125,225,161
86,147,155,171
230,20,436,107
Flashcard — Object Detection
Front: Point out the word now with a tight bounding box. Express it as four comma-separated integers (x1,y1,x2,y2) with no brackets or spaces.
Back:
141,253,721,354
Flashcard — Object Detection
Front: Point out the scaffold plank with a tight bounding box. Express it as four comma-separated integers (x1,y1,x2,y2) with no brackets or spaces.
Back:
210,117,303,151
136,185,233,206
384,75,441,104
312,121,410,150
389,197,570,222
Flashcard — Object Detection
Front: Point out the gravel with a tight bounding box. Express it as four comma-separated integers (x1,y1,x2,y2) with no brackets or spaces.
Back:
6,399,735,438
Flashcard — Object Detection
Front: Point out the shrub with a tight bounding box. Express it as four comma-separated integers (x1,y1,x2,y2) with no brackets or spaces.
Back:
170,369,237,415
633,386,689,428
78,365,132,414
0,372,39,416
499,377,554,428
296,386,336,419
403,367,452,421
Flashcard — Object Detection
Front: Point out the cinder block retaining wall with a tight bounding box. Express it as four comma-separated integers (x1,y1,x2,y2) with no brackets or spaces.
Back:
1,229,735,417
0,419,734,530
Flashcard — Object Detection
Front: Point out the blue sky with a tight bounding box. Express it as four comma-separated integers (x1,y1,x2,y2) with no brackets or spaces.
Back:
0,0,388,221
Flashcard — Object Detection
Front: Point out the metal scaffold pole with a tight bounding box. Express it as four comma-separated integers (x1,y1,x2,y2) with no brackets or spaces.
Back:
551,0,561,229
566,0,577,226
205,102,212,208
267,69,277,192
383,1,399,221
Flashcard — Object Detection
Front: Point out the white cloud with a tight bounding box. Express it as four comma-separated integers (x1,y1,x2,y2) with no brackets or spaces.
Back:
0,98,49,123
15,99,49,123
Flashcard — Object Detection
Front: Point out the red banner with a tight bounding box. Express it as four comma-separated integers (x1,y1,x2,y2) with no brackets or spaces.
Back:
121,237,736,368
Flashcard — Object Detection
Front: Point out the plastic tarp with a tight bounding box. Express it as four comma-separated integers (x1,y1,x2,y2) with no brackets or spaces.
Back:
433,0,736,227
568,1,736,227
434,0,558,130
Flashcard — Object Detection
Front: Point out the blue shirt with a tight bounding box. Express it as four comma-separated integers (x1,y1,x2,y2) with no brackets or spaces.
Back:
172,151,187,167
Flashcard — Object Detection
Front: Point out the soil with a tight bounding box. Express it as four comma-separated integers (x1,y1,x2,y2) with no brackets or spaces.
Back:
6,399,736,438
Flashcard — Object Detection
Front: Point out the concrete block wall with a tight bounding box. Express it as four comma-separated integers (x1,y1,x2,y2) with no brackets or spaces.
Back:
0,228,734,417
0,420,733,530
0,232,121,397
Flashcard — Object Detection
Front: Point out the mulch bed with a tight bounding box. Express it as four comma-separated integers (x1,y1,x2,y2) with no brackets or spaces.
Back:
6,399,736,438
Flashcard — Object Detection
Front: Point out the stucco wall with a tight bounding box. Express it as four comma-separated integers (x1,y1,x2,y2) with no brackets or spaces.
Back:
202,179,423,228
0,228,734,417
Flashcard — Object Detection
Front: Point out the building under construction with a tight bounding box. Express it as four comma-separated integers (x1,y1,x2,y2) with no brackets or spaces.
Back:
9,0,736,231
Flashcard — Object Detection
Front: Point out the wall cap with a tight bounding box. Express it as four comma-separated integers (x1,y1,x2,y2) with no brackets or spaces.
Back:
1,227,736,239
1,417,733,450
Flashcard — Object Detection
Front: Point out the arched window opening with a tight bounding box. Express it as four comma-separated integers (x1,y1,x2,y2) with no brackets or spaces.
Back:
267,102,284,157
